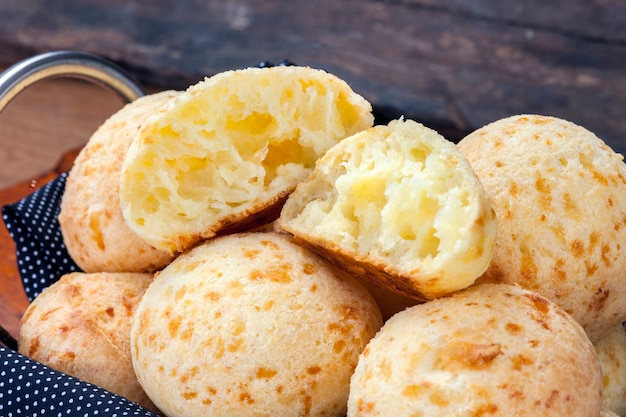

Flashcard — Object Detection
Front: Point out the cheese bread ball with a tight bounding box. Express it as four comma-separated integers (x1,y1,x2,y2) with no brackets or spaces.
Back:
59,90,179,273
277,118,497,301
594,324,626,416
120,66,373,254
348,283,603,417
18,272,158,412
131,232,382,417
457,114,626,342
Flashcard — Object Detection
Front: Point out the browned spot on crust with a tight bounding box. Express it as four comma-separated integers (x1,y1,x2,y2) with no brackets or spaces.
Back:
239,392,254,404
429,389,450,407
436,341,502,370
59,351,76,361
553,258,567,281
40,306,63,322
544,389,562,408
249,264,293,283
402,384,422,398
509,181,519,198
473,403,499,416
526,293,550,315
307,366,322,375
571,240,584,258
260,239,280,250
168,315,181,338
588,231,600,253
511,354,534,371
302,262,316,275
105,307,115,317
590,287,610,312
585,261,599,276
244,249,260,259
520,245,537,280
27,337,41,357
535,176,552,209
601,244,612,267
505,322,522,335
205,291,221,301
256,367,278,379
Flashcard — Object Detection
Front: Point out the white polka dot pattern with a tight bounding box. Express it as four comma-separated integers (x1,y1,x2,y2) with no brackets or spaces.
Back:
0,346,157,416
1,173,81,301
1,175,157,415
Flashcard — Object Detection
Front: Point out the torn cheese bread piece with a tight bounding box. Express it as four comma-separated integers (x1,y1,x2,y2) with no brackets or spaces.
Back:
276,118,497,300
119,66,373,254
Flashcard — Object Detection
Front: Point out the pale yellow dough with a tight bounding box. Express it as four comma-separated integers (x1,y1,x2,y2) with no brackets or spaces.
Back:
277,118,497,300
120,66,373,254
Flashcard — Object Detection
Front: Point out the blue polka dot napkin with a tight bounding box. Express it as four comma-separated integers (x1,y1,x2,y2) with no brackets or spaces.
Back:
1,173,81,302
0,346,159,416
0,175,156,416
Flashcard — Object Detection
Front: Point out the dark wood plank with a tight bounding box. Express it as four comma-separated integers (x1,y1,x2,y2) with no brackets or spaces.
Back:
1,0,624,154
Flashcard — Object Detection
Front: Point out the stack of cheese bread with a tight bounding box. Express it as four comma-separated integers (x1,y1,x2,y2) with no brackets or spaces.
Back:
17,65,626,417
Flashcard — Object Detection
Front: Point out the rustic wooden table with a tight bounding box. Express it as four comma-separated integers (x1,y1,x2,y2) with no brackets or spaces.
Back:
1,0,625,340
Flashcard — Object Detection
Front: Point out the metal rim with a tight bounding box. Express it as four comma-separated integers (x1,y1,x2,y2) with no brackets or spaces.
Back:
0,50,145,114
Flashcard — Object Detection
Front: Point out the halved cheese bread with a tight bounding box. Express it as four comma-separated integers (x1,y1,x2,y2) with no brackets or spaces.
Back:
119,66,373,254
276,118,497,300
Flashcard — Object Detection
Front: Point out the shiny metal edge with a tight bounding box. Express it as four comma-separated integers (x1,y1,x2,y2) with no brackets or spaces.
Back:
0,50,146,114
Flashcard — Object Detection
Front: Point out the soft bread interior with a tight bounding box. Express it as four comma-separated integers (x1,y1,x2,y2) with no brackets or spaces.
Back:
120,66,373,253
278,118,497,299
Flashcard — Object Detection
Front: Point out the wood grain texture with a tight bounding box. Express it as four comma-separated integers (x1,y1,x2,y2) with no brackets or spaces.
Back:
1,0,624,151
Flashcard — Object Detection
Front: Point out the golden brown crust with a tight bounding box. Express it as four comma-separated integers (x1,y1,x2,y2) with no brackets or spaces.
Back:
59,90,179,273
458,114,626,342
18,272,159,412
131,232,382,417
348,283,603,417
290,233,432,301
